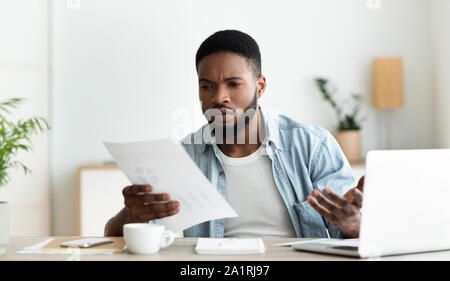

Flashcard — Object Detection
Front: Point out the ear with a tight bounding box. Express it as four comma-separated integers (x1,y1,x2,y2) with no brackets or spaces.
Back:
256,75,266,98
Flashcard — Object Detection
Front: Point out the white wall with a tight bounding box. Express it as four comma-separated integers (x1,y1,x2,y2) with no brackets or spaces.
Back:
51,0,435,235
431,0,450,148
0,0,50,235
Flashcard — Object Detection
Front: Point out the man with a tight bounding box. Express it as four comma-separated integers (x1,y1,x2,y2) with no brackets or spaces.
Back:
105,30,364,238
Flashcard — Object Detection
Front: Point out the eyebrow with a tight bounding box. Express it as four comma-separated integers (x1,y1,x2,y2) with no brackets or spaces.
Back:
199,76,245,83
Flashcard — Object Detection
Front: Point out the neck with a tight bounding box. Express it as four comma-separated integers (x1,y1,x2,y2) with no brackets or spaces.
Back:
217,109,263,158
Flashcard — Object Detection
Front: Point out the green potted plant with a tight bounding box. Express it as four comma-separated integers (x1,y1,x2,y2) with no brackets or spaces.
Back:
314,77,365,162
0,98,49,254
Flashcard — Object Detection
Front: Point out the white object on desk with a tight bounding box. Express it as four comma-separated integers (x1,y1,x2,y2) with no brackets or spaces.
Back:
293,149,450,258
16,238,118,255
195,238,266,255
16,238,54,254
123,223,175,254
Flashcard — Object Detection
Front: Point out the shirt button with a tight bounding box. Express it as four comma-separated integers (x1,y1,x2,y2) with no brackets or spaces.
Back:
219,171,225,177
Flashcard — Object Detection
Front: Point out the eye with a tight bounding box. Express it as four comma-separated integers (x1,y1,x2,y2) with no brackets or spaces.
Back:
229,82,241,88
200,85,211,90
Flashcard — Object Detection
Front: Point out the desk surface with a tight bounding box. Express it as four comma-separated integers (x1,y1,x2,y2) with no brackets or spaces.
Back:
1,237,450,261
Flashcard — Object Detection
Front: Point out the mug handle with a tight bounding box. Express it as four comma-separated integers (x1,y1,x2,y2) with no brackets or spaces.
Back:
160,230,175,248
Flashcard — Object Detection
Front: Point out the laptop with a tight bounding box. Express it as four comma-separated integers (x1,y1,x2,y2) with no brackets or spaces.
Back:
292,149,450,258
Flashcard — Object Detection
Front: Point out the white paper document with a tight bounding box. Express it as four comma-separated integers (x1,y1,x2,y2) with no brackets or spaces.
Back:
195,238,266,255
103,138,238,233
16,238,116,255
16,238,54,254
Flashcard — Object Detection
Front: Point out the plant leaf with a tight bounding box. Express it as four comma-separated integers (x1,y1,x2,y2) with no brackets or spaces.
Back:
0,98,49,188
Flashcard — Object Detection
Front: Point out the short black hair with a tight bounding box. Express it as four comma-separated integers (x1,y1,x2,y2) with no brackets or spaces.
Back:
195,30,262,78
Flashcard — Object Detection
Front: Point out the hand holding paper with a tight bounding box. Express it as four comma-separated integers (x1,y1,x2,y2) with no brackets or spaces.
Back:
103,138,238,233
121,184,180,223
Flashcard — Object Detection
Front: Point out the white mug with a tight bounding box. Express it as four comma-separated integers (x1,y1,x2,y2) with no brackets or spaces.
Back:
123,223,175,254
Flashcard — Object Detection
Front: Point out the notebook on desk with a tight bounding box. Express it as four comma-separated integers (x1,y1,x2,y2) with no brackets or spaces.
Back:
195,238,266,255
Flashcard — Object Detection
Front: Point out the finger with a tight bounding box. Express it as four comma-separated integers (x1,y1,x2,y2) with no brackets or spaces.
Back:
312,190,341,213
125,193,170,207
356,176,365,192
307,196,337,223
323,188,356,216
154,208,180,219
143,200,179,213
122,184,153,196
323,188,348,208
135,207,180,221
349,189,363,208
132,193,170,203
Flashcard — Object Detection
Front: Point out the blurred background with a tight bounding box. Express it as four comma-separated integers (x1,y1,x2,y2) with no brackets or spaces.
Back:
0,0,449,236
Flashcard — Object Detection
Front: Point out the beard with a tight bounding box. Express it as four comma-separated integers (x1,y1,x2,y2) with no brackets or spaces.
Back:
202,89,258,144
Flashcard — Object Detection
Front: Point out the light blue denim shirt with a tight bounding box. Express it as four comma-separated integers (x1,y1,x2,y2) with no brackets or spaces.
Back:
180,107,356,238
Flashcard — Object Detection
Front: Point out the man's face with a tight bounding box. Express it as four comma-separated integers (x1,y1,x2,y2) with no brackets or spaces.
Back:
197,52,263,130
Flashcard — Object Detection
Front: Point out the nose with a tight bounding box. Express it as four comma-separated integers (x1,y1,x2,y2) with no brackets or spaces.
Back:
212,85,231,105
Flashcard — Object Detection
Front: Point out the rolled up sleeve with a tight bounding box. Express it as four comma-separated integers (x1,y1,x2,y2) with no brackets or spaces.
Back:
309,130,357,238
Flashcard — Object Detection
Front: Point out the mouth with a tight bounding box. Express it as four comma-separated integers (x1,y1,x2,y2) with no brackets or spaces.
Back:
217,107,235,114
204,107,238,124
205,108,235,123
218,108,235,121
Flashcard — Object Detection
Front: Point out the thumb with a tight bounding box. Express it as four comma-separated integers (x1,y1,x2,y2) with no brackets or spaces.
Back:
356,176,365,192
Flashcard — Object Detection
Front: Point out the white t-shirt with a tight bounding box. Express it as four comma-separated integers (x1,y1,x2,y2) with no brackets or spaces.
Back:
217,143,297,238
